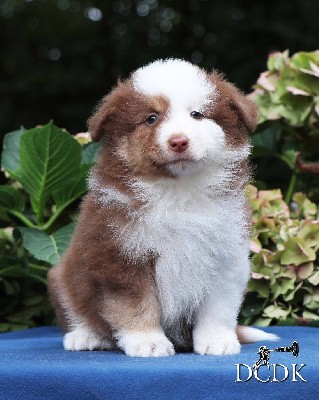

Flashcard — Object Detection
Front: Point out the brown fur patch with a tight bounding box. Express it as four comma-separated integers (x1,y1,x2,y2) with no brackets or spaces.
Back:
48,195,161,339
207,72,258,147
88,80,174,180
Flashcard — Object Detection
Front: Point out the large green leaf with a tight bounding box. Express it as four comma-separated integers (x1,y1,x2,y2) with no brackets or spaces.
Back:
0,127,25,172
13,122,82,217
251,125,281,153
0,186,25,220
52,165,89,210
19,222,76,265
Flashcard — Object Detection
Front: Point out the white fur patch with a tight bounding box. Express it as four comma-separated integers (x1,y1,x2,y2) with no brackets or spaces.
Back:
115,329,175,357
64,327,114,351
113,152,251,332
237,326,279,343
133,58,215,112
193,325,241,355
88,174,131,207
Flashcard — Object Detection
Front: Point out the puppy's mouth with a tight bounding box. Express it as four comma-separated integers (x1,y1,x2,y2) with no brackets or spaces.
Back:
153,157,196,168
164,158,195,166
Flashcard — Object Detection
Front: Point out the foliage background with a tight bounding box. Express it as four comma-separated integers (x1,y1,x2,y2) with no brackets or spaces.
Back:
1,1,319,331
1,0,319,138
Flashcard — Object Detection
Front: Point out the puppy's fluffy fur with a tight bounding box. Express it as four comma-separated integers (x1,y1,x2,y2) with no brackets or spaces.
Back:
48,59,277,357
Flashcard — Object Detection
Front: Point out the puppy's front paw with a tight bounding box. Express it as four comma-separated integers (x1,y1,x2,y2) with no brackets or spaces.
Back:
193,327,240,355
115,329,175,357
64,328,114,351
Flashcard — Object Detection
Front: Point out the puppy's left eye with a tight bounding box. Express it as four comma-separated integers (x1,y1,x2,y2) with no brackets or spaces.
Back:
190,111,204,120
145,114,158,125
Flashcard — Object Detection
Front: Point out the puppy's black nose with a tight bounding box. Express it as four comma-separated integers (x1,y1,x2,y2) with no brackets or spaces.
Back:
168,135,189,153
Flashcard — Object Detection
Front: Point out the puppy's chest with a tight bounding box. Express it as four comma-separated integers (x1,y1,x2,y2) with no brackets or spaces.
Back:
121,193,243,266
116,188,247,324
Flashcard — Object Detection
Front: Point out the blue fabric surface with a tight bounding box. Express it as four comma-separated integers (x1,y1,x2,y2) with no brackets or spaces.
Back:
0,326,318,400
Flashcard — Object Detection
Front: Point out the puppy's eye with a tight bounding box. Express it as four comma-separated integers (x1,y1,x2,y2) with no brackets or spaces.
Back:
145,114,158,125
190,111,204,120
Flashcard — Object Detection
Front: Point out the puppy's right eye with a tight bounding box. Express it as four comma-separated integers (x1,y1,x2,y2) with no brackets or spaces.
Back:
145,114,158,125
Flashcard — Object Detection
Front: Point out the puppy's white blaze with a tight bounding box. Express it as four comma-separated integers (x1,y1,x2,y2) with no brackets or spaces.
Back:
157,114,225,166
133,58,216,111
133,59,226,174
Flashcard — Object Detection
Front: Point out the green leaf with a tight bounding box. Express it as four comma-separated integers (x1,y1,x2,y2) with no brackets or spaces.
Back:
52,165,89,209
267,50,290,72
19,222,76,265
297,224,319,248
0,279,20,296
277,149,297,170
308,271,319,286
82,141,100,165
302,310,319,320
0,256,25,278
297,262,314,280
280,237,316,266
254,317,272,326
23,295,45,307
251,124,281,152
292,192,317,219
247,278,270,298
283,282,303,302
13,122,82,220
271,278,296,300
280,93,312,126
0,127,25,172
240,292,267,318
290,51,319,71
0,186,25,221
263,304,291,320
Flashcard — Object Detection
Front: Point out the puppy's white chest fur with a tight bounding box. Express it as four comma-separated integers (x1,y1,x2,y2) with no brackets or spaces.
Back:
117,173,249,328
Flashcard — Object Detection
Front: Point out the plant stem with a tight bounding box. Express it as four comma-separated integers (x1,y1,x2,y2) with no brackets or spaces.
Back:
40,207,64,231
9,211,37,228
285,171,297,204
36,198,45,226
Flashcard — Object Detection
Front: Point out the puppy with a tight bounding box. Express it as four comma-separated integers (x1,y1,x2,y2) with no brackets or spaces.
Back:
48,59,277,357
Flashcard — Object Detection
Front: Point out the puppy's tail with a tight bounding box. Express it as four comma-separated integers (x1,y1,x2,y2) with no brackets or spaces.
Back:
236,325,279,344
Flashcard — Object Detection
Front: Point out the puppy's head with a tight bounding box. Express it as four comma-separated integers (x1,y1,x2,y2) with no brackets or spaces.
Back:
88,59,258,178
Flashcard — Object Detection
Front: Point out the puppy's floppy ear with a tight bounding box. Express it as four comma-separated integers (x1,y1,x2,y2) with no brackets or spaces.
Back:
87,94,115,142
210,73,259,134
88,79,132,142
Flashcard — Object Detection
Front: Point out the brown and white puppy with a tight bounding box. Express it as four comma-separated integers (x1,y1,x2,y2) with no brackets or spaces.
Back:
48,59,277,357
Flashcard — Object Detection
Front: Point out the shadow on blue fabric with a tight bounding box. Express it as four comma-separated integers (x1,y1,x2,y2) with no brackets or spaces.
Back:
0,326,318,400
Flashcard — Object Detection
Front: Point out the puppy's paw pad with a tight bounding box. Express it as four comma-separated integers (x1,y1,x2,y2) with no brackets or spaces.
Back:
64,329,113,351
116,330,175,357
194,328,241,356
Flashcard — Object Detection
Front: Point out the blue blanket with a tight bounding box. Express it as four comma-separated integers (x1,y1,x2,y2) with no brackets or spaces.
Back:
0,326,318,400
